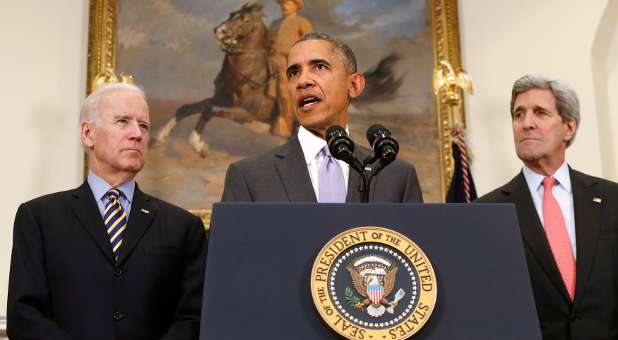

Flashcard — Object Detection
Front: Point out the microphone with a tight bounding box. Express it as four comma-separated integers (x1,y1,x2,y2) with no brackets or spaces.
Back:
326,125,355,164
366,124,399,165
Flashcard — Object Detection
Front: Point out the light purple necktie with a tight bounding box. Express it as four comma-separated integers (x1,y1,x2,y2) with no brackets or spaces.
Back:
318,146,346,203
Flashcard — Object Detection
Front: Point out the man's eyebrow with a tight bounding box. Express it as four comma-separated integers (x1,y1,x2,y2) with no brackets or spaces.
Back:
286,63,300,76
309,58,331,67
533,105,549,111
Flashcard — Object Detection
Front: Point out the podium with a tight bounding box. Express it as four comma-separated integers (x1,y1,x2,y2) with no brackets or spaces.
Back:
200,203,542,339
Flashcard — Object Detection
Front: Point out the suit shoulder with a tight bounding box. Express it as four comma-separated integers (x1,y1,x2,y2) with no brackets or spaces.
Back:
229,142,288,172
21,187,78,209
476,173,524,203
390,158,416,171
572,169,618,192
476,186,508,203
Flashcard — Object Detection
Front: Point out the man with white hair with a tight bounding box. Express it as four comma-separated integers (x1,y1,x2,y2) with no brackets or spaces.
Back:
478,75,618,339
7,83,207,340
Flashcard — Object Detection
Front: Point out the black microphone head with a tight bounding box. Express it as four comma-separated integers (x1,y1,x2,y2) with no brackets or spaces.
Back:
366,124,390,146
326,125,355,163
326,125,347,143
366,124,398,165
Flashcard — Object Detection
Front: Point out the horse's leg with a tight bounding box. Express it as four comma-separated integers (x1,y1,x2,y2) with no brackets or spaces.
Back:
188,102,216,157
154,100,208,146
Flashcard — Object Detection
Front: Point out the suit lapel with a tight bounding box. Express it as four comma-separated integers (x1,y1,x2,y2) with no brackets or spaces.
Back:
570,169,602,304
116,185,156,266
71,182,115,264
504,173,572,302
274,136,317,202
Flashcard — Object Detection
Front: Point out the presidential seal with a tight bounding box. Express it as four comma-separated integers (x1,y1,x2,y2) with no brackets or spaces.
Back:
311,227,437,339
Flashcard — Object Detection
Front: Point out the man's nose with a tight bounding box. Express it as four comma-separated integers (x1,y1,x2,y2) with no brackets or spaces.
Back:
522,111,535,129
296,70,315,89
128,121,145,140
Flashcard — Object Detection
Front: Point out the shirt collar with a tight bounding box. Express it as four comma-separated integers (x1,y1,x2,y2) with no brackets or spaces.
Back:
522,162,571,193
87,170,136,203
297,126,352,165
297,126,328,165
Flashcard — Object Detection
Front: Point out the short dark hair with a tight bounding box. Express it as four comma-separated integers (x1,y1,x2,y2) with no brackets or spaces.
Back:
293,32,358,73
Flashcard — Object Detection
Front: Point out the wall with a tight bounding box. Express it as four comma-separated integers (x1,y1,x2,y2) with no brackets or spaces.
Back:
459,0,610,194
0,0,88,328
592,0,618,182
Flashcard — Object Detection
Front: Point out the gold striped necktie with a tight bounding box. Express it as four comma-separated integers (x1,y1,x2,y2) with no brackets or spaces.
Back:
104,188,127,260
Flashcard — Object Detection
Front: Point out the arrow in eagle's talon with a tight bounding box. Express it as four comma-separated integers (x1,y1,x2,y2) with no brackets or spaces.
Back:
386,288,406,314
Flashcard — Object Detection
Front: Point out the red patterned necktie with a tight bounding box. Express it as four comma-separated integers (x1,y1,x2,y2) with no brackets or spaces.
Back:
542,177,576,300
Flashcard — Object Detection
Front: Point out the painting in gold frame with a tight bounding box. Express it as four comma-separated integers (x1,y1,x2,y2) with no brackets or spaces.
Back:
87,0,467,222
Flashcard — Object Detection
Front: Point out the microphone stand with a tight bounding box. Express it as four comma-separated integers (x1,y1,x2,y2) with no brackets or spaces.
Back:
354,156,390,203
346,158,370,203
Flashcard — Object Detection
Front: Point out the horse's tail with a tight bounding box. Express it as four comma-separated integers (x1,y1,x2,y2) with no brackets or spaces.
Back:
354,54,403,104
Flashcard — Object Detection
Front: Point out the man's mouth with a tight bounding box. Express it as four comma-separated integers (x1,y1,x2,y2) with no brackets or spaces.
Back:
519,137,540,143
298,95,321,109
123,148,142,154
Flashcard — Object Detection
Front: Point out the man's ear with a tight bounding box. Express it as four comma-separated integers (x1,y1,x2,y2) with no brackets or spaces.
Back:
81,121,95,148
564,118,577,143
348,72,365,99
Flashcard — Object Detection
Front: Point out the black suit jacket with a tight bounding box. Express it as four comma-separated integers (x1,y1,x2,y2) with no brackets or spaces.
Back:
477,168,618,340
221,136,423,202
7,182,207,340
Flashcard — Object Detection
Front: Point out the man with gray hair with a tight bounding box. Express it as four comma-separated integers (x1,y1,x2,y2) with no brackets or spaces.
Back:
7,83,207,340
222,32,423,203
478,75,618,339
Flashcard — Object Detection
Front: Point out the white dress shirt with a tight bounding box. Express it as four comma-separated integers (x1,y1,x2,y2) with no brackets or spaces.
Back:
522,162,576,259
297,126,350,199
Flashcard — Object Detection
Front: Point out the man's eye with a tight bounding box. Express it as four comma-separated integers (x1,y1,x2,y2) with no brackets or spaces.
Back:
315,63,327,70
287,70,298,79
140,123,150,131
116,119,128,125
534,109,548,116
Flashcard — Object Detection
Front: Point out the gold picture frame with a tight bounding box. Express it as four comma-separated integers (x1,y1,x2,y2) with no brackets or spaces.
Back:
86,0,467,226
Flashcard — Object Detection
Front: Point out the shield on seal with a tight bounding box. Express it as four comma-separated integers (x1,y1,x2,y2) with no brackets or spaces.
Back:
367,281,384,304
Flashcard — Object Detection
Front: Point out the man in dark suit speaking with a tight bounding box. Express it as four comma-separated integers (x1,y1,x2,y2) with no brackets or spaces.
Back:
7,83,207,340
477,75,618,339
222,32,423,203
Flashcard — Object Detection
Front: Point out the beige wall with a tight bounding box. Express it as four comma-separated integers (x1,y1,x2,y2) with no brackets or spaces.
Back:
459,0,611,194
0,0,88,322
592,0,618,182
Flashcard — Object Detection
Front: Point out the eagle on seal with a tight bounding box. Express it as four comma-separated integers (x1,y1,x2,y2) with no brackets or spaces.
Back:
346,255,399,317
